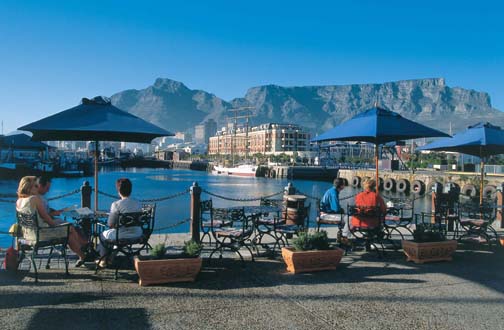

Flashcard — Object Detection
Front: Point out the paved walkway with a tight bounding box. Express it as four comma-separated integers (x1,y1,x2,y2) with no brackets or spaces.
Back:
1,231,504,330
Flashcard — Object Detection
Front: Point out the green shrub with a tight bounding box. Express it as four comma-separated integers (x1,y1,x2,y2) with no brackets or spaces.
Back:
413,224,446,243
292,231,331,251
293,232,312,251
150,243,166,259
311,231,330,250
183,239,203,257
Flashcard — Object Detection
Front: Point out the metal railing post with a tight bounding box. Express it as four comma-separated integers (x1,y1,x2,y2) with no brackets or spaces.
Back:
81,181,91,208
190,182,201,243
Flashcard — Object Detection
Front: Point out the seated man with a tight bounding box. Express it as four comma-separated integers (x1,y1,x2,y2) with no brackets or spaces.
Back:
351,179,386,229
97,178,142,267
319,178,350,237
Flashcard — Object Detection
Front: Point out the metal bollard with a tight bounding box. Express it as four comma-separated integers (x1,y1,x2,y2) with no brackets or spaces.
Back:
81,181,92,208
190,182,202,243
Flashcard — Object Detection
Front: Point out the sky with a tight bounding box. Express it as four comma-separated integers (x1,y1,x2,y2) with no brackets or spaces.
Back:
0,0,503,134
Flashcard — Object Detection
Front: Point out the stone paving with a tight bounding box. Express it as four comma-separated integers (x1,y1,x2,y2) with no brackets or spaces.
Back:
1,230,504,330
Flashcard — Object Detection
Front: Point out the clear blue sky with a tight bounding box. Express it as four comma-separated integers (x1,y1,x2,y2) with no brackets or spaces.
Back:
1,0,502,134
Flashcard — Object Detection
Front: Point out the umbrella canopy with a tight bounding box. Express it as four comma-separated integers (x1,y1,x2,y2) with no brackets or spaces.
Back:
18,97,170,143
312,106,450,193
418,122,504,204
312,107,450,144
19,96,173,210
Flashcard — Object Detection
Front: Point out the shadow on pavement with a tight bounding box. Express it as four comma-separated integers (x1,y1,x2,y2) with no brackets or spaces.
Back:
26,308,150,330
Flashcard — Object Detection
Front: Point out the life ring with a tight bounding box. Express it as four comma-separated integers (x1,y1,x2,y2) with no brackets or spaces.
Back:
342,178,349,186
351,176,361,188
396,179,410,193
412,180,426,195
461,184,478,197
483,185,497,198
383,178,396,192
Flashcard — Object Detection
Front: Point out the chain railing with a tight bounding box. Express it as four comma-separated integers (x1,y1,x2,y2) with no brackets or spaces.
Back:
98,188,190,203
0,188,81,204
201,188,284,202
47,188,81,201
152,218,191,232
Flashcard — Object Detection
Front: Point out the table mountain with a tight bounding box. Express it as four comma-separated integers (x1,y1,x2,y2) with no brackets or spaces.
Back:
110,77,504,135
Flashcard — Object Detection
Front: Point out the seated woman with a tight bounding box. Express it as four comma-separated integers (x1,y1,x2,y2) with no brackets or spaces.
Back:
351,179,386,229
15,176,90,267
97,178,142,268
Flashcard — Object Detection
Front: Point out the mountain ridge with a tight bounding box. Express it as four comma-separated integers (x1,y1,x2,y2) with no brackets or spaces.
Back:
110,77,503,135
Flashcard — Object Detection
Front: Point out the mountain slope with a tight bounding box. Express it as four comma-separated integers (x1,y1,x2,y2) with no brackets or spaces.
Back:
110,77,504,134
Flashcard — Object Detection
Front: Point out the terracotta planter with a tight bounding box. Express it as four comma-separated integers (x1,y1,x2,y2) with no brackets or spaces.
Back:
402,240,457,264
281,247,344,274
134,256,202,286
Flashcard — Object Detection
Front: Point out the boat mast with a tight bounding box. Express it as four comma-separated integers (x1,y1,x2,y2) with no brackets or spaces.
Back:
227,106,254,165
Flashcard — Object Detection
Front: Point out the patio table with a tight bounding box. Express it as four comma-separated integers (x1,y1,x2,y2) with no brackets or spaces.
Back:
62,207,109,245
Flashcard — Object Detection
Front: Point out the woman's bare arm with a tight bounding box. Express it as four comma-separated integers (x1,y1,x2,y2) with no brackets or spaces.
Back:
31,196,57,226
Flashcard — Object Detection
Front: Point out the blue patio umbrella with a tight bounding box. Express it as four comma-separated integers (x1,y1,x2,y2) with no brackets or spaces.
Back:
19,96,173,210
418,122,504,204
312,106,450,193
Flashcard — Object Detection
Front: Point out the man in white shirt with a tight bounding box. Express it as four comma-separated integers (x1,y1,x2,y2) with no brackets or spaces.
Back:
97,178,142,267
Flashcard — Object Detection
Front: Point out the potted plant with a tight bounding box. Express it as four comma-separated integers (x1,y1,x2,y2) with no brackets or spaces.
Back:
134,239,203,286
281,230,344,274
402,224,457,264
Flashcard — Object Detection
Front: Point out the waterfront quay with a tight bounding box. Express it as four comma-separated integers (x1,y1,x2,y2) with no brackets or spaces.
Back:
1,229,504,330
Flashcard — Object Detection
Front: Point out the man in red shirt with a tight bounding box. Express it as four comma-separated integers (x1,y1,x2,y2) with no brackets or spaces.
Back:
351,179,386,229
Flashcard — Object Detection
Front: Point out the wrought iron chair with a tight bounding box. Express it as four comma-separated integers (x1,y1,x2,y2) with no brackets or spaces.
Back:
382,198,415,248
272,203,311,251
16,211,71,283
252,198,284,251
316,198,346,240
209,207,256,264
456,200,499,248
347,205,387,257
200,199,214,246
200,199,234,247
96,204,156,279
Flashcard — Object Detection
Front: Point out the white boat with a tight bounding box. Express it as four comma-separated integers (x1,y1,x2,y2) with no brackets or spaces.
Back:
212,164,258,177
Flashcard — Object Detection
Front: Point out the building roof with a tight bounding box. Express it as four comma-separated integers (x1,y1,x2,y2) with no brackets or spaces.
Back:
0,133,52,150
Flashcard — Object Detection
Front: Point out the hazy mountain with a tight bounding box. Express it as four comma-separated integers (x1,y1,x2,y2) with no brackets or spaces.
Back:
110,78,231,133
110,77,504,135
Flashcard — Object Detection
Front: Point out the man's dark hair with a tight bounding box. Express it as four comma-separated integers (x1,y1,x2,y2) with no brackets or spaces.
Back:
37,175,52,187
116,178,132,197
333,178,345,189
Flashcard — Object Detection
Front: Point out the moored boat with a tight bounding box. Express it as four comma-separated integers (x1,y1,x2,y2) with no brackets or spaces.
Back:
212,164,258,177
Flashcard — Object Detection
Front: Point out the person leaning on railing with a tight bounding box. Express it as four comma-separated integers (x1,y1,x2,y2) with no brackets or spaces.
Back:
15,176,91,267
351,179,386,229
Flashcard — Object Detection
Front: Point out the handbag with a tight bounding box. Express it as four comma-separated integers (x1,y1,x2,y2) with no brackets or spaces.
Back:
8,223,21,237
3,246,18,272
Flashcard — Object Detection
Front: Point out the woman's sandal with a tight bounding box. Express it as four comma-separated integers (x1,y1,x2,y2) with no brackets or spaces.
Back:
74,258,86,267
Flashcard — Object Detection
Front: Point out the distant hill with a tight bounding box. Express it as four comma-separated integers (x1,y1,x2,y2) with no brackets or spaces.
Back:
110,77,504,135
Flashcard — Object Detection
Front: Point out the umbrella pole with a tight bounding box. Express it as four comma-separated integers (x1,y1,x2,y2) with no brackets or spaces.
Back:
375,144,379,194
94,141,99,211
480,159,485,206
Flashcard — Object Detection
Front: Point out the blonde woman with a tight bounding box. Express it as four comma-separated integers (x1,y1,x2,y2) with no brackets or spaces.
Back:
16,176,90,267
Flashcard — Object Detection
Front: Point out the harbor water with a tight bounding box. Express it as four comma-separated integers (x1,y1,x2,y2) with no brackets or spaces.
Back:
0,168,433,248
